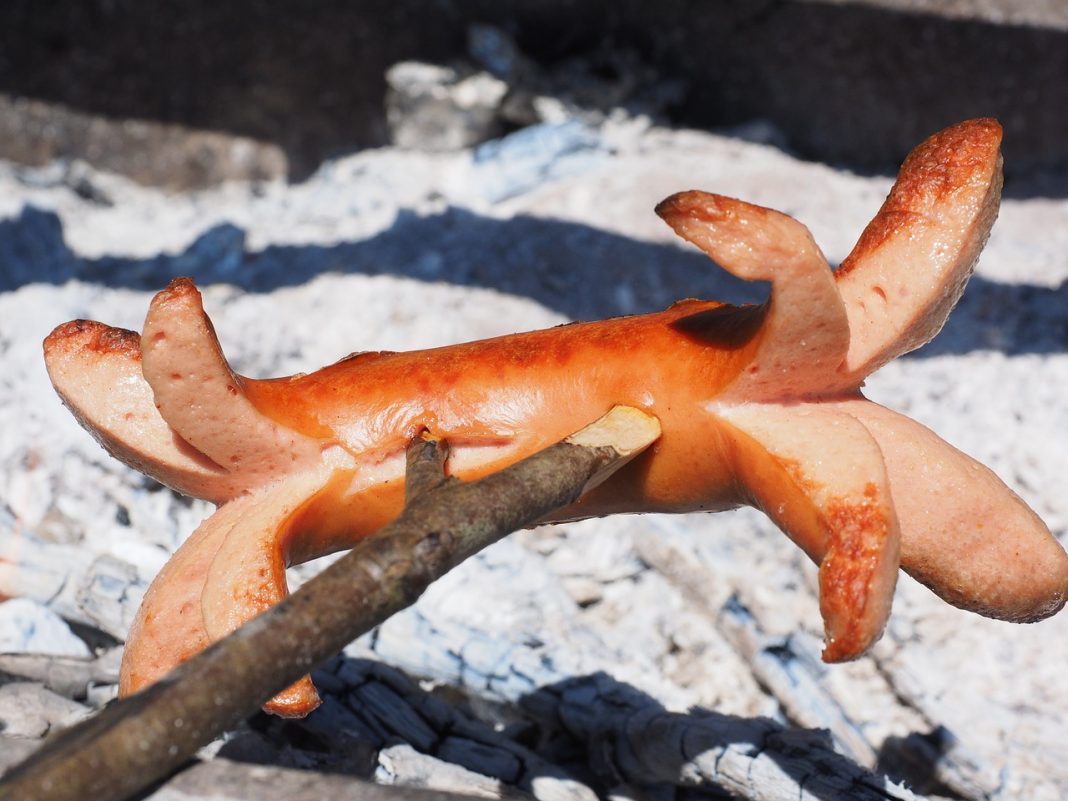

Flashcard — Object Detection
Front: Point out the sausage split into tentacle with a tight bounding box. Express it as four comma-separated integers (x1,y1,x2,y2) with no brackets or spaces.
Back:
43,320,233,502
827,397,1068,622
715,401,899,662
118,491,263,702
42,118,1068,717
140,278,348,494
835,117,1004,381
656,192,850,401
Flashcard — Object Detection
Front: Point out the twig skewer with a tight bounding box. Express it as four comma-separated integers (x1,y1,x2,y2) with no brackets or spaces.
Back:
0,405,660,801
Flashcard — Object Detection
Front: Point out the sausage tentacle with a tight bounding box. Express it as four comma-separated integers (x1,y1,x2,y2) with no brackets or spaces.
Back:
118,492,260,701
42,320,233,502
120,469,342,717
835,118,1003,381
827,397,1068,622
141,278,345,497
200,468,341,716
657,192,850,401
715,401,899,661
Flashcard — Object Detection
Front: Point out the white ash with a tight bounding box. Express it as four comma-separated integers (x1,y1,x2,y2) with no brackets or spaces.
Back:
0,682,91,739
386,62,508,151
0,599,90,658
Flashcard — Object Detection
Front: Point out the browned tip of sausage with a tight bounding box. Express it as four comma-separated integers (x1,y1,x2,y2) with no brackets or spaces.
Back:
819,483,896,662
152,276,200,306
43,319,141,361
262,676,322,718
919,541,1068,625
837,118,1003,277
656,190,719,221
656,190,769,227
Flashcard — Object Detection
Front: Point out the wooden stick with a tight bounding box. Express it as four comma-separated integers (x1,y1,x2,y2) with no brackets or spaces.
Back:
405,431,451,503
0,406,660,801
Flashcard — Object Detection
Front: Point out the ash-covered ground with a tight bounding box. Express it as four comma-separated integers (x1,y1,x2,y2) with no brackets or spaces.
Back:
1,115,1067,800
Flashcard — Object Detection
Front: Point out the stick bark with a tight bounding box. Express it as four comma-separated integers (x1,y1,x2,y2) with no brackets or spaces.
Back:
0,406,660,801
